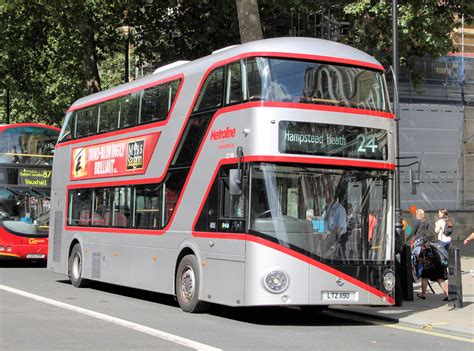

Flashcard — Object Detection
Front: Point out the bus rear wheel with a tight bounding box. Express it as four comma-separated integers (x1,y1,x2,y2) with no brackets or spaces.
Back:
175,255,208,313
68,243,89,288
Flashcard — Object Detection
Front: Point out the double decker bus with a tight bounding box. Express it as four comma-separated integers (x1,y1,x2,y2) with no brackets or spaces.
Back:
0,123,60,260
48,37,396,312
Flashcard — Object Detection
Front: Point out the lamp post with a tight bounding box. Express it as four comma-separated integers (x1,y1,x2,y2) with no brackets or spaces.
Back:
117,9,133,83
392,0,408,306
392,1,402,244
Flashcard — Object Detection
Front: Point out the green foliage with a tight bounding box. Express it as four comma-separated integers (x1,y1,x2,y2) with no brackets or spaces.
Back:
0,0,126,125
129,0,240,65
0,0,472,126
342,0,473,85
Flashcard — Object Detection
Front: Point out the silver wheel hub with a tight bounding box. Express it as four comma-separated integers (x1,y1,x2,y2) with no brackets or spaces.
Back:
180,265,195,303
72,253,81,280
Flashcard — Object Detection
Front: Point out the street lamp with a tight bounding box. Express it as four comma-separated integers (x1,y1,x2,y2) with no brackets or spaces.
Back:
117,9,133,83
392,0,403,248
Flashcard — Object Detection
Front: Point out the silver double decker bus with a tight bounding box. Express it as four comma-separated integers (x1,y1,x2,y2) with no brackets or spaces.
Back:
48,37,396,312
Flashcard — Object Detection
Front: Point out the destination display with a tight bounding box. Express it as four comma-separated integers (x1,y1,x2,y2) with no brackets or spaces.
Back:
18,168,52,187
279,121,387,160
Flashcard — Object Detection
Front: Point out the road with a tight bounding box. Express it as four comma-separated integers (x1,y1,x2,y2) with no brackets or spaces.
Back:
0,261,470,350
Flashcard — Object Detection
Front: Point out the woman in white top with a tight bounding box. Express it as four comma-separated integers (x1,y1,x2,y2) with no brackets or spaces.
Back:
435,208,451,250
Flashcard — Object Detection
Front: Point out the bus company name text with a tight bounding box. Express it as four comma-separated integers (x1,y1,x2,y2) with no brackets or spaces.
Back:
210,127,237,141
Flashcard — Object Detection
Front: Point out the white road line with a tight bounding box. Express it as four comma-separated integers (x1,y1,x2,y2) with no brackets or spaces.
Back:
0,284,221,351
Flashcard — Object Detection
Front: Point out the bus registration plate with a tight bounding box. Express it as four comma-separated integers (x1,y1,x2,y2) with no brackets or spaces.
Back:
322,291,356,301
26,254,46,259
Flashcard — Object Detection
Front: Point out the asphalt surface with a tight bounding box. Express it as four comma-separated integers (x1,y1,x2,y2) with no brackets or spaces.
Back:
0,261,472,350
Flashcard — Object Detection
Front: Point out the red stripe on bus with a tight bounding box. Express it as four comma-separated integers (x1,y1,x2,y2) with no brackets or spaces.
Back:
62,52,393,234
249,52,385,71
259,101,394,119
192,229,393,303
191,156,394,236
57,50,389,149
246,235,395,304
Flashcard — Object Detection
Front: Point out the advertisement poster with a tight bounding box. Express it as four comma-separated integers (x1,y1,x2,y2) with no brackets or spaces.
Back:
70,133,160,180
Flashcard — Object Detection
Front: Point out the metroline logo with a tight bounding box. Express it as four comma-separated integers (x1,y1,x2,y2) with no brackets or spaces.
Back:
210,127,237,141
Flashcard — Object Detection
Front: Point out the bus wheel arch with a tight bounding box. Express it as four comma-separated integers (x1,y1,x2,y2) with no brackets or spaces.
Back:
68,241,89,288
174,249,208,313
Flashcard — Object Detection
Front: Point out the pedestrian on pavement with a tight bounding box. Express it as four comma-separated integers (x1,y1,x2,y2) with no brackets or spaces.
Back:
411,209,427,246
416,226,448,301
410,209,430,281
464,232,474,245
435,208,452,250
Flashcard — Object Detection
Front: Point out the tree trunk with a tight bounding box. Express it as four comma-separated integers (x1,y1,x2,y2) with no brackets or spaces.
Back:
236,0,263,43
82,22,101,93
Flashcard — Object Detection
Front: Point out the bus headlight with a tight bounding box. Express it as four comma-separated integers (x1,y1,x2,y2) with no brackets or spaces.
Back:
383,270,395,292
263,270,289,293
0,245,4,251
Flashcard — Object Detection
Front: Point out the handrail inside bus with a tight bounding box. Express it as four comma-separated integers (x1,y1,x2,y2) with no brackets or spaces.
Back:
0,152,54,158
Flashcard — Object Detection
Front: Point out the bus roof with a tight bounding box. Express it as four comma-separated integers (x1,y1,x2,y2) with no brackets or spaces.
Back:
68,37,384,112
0,123,61,133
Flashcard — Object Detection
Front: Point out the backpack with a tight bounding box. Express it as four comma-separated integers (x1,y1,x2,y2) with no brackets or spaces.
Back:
444,218,453,236
429,242,449,268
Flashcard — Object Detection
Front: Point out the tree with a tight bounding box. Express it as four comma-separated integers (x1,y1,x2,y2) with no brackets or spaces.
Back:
0,0,125,125
343,0,473,84
130,0,240,65
1,0,472,126
236,0,263,43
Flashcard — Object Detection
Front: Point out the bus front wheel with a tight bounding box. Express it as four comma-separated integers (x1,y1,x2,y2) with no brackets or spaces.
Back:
175,255,208,313
68,243,89,288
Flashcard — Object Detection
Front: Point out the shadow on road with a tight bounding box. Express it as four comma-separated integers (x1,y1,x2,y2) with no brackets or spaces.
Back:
56,278,385,327
57,279,178,308
207,304,384,327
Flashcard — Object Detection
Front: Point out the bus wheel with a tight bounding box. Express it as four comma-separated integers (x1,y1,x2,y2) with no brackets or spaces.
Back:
175,255,208,313
68,243,89,288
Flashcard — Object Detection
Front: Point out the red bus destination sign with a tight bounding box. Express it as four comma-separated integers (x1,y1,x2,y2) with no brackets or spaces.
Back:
279,121,388,161
70,133,160,180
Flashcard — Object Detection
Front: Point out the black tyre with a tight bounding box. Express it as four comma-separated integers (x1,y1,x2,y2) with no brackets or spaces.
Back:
68,243,89,288
175,254,208,313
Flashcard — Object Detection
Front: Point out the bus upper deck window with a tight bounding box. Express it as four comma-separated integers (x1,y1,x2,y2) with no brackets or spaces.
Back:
58,112,73,142
120,94,139,128
75,106,98,138
193,67,224,112
245,58,262,101
98,99,120,133
225,62,242,105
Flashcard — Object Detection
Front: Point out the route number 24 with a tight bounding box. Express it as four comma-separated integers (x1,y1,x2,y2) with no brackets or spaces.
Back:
357,134,378,153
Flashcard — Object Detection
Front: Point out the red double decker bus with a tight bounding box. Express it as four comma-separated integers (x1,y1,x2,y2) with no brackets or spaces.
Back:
0,123,60,260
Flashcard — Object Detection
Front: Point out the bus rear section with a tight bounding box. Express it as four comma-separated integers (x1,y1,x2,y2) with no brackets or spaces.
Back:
0,123,59,260
0,217,48,260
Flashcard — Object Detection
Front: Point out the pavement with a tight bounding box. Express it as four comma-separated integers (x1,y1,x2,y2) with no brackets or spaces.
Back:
331,240,474,340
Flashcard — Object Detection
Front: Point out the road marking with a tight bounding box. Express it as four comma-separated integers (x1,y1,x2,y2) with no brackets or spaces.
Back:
382,323,474,343
0,284,221,351
326,310,474,344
